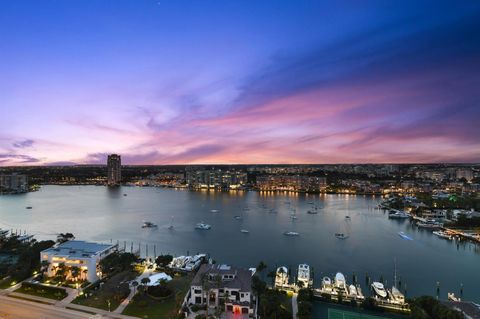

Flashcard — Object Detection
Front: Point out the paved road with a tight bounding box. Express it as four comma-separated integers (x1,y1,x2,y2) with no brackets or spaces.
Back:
0,295,97,319
292,293,298,319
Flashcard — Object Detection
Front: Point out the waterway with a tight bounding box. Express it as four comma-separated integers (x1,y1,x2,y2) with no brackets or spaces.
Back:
0,185,478,304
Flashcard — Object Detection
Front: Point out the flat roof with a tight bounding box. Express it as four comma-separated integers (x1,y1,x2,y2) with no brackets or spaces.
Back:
42,240,116,259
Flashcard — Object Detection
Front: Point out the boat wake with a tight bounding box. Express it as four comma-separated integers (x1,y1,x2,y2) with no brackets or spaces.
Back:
398,232,413,241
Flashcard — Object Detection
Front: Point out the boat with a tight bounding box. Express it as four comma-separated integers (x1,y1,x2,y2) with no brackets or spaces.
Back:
26,206,32,209
335,233,348,239
290,213,298,220
275,266,289,288
433,230,452,240
391,286,405,303
398,231,413,240
234,215,242,220
284,231,299,236
123,193,127,196
141,221,157,228
448,292,461,302
334,272,346,290
243,207,250,211
269,209,277,213
322,276,332,287
210,209,220,213
345,215,351,220
240,229,249,234
417,222,442,229
307,210,318,214
371,282,387,298
167,216,174,230
195,222,211,230
388,211,410,219
349,284,358,296
391,259,405,304
297,264,312,288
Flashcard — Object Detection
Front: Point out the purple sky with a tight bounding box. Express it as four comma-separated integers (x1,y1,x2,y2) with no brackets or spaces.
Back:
1,1,480,165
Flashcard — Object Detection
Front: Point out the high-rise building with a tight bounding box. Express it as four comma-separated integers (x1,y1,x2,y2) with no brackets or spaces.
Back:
0,173,28,193
107,154,122,186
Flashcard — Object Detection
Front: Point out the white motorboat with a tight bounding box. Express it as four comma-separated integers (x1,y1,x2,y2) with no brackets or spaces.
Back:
433,230,452,240
142,221,158,228
391,286,405,303
284,231,299,236
275,266,289,288
371,282,387,298
388,211,410,219
335,272,346,290
167,216,174,230
195,222,211,230
297,264,312,288
349,284,358,296
240,229,249,233
234,215,242,220
322,276,332,287
210,209,220,213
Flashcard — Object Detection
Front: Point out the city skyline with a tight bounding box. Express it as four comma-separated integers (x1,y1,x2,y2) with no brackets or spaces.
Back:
1,1,480,166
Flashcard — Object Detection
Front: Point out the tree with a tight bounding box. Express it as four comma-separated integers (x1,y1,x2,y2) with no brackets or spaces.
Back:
70,266,81,282
155,255,173,267
57,233,75,243
99,252,137,277
256,261,267,272
141,277,150,292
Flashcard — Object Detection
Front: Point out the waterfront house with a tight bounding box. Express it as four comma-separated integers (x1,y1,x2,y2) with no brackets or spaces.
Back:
40,240,117,283
188,264,255,317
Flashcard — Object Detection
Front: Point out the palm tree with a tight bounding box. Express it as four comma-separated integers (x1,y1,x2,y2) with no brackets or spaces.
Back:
141,277,150,293
70,266,81,282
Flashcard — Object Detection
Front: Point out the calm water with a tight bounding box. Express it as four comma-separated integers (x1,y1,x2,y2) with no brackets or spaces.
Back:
0,186,479,304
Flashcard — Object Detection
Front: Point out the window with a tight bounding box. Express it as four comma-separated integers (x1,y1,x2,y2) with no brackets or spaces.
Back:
194,289,201,294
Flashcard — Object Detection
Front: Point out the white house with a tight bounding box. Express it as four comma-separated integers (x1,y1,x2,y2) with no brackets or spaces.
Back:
188,264,255,317
40,240,117,283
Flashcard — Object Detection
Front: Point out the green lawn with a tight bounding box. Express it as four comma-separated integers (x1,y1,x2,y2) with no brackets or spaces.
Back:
122,274,192,319
328,308,392,319
14,283,68,300
72,271,136,311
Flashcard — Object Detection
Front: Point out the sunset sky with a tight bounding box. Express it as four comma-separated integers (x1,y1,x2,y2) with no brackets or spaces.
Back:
1,1,480,165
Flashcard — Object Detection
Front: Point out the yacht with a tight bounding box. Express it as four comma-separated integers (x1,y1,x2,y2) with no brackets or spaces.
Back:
417,222,442,229
388,210,410,219
335,233,348,239
141,221,157,228
195,222,211,230
284,231,299,236
349,284,358,297
391,286,405,303
297,264,312,288
371,282,387,298
240,229,249,234
335,272,347,290
322,276,332,287
275,266,289,288
433,230,452,240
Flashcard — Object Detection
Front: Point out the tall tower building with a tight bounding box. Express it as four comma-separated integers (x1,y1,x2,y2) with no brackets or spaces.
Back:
107,154,122,186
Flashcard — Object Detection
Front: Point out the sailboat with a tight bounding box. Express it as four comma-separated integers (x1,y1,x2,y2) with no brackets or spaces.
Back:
390,259,405,303
335,218,350,239
167,216,174,230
